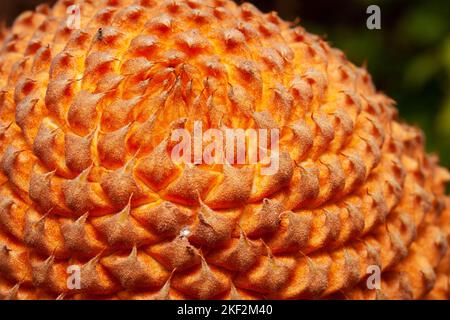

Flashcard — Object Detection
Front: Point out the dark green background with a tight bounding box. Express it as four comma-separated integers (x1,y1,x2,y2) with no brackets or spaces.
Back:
2,0,449,168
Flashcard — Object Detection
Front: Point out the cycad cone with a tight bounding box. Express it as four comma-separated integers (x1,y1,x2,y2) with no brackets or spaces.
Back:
0,0,449,300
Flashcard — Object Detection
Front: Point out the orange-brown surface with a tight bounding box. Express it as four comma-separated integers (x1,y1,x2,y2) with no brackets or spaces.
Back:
0,0,449,300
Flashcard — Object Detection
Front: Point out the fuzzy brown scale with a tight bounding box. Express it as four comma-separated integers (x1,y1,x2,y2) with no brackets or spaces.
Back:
0,0,448,300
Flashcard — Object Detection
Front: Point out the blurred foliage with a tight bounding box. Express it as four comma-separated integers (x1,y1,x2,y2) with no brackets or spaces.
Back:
1,0,449,168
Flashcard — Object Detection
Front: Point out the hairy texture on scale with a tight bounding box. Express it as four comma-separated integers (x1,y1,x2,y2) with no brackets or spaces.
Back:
0,0,449,300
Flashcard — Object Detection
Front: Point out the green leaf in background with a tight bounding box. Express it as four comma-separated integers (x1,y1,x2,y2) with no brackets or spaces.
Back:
404,53,440,89
443,37,450,72
398,3,448,47
437,96,450,137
